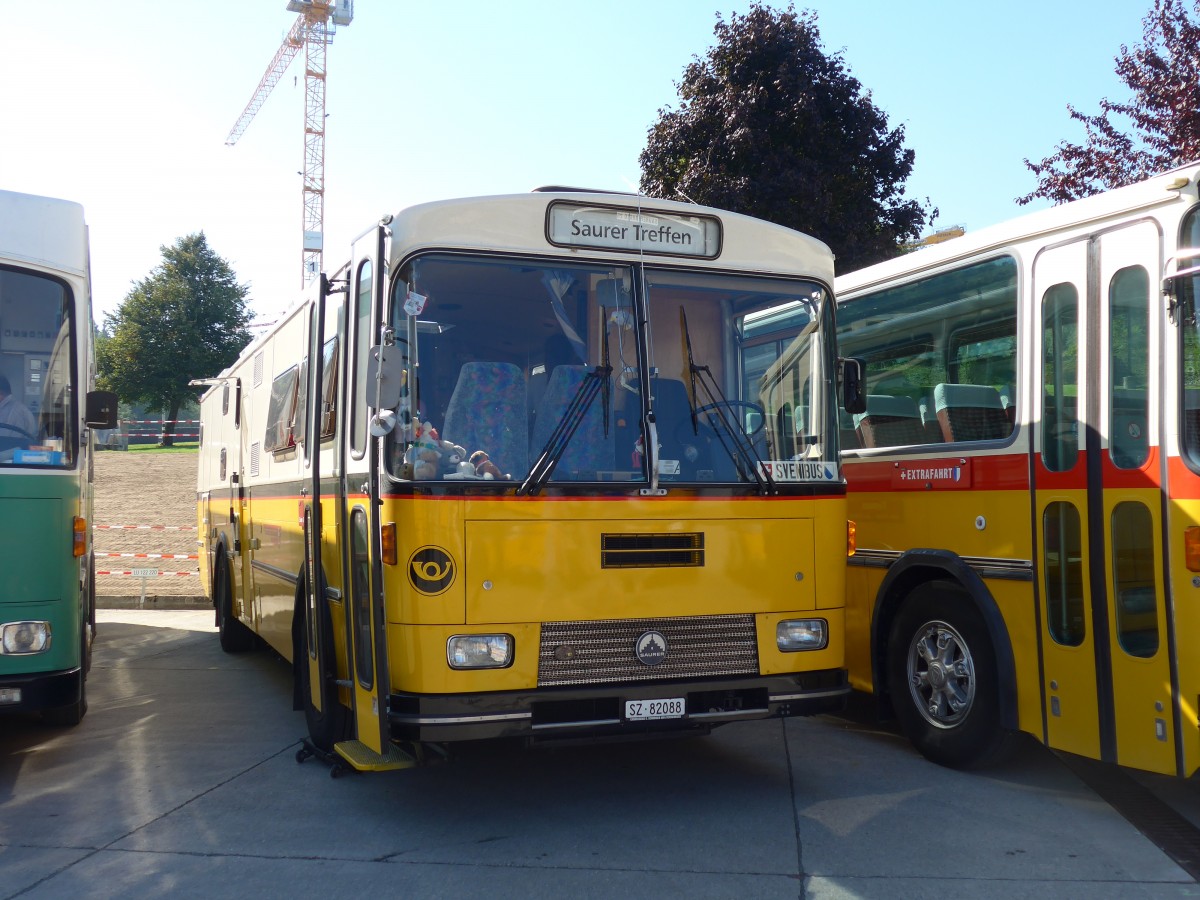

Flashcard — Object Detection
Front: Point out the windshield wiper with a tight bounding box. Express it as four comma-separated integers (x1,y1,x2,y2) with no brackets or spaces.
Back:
518,335,613,496
678,307,775,494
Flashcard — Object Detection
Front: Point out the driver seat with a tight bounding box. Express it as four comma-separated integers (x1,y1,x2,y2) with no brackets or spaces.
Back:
651,379,739,481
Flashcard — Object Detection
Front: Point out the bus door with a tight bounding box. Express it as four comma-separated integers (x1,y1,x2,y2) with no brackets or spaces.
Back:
223,379,250,619
1034,223,1176,774
1034,237,1100,761
302,291,336,737
340,225,393,758
1095,220,1174,774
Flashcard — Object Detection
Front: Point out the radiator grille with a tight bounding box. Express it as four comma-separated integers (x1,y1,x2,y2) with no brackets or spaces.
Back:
538,614,758,687
601,532,704,568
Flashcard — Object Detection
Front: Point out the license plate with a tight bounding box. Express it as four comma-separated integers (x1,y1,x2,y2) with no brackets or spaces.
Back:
625,698,685,721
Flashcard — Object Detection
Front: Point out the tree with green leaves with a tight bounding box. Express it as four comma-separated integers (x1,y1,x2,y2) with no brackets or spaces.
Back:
1019,0,1200,205
639,3,933,273
98,233,252,445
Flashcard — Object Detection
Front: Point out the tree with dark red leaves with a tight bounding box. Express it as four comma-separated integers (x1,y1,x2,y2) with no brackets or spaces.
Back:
639,3,933,274
1019,0,1200,206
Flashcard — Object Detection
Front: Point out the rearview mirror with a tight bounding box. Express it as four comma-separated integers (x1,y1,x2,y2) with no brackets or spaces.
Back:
364,343,404,410
840,357,866,415
1164,249,1200,326
85,390,119,429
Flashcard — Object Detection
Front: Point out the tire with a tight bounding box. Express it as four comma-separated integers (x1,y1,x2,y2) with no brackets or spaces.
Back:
43,629,88,727
886,581,1010,769
216,555,255,653
297,581,348,753
43,681,87,727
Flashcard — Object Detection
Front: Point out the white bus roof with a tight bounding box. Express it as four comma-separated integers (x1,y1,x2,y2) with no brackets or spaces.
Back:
387,190,835,285
0,188,88,277
836,161,1200,297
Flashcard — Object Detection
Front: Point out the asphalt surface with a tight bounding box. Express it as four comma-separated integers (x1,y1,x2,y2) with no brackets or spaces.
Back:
3,609,1200,899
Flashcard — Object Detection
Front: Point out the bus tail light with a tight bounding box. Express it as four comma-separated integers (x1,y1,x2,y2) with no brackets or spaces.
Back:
73,516,86,558
777,619,828,651
847,519,857,557
381,523,397,565
1187,527,1200,572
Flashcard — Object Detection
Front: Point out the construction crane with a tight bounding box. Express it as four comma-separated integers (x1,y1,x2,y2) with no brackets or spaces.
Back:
226,1,354,287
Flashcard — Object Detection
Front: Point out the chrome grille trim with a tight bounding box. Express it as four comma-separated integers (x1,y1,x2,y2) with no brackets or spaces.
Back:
538,614,759,687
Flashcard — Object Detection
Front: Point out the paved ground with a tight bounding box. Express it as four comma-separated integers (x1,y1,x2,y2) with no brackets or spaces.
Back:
3,608,1200,899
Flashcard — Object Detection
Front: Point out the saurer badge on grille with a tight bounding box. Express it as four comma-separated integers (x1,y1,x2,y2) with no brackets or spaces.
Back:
635,631,668,666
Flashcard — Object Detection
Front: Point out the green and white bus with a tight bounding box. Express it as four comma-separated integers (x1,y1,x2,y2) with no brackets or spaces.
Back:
0,189,117,726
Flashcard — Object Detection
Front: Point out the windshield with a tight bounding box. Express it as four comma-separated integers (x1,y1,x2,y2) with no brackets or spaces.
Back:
644,270,837,485
384,254,835,488
0,265,75,467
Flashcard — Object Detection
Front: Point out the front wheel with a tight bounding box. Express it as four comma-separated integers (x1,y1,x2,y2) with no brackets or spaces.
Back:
216,555,255,653
886,582,1010,768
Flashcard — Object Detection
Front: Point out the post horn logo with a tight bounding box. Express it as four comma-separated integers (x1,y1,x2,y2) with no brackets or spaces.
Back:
408,546,455,595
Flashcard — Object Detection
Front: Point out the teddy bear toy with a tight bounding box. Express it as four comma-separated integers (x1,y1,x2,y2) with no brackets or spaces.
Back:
402,420,444,480
401,420,474,480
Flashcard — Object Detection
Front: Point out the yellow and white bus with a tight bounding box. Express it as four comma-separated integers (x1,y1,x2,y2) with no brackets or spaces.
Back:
195,189,863,771
834,161,1200,776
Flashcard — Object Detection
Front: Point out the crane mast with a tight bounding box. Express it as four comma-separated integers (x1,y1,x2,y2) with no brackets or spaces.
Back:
226,1,354,287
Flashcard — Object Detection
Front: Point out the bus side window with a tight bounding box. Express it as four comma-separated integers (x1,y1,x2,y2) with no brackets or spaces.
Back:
1109,265,1150,470
1042,282,1079,472
264,366,300,453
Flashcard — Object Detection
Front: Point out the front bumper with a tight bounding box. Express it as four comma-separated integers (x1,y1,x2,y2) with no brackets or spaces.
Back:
388,668,848,743
0,667,82,714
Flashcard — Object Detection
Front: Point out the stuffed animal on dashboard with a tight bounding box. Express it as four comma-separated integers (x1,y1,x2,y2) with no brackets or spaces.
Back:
402,420,444,480
470,449,503,479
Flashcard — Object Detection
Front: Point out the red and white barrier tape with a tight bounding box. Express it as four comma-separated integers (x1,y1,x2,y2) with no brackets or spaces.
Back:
96,570,197,577
96,524,196,531
97,552,198,560
121,432,199,438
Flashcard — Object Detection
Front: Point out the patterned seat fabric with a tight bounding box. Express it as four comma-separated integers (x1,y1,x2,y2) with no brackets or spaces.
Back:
853,394,928,448
934,383,1010,442
442,362,529,479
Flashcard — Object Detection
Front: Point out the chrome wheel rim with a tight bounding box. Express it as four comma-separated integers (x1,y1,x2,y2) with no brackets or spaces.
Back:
906,619,975,729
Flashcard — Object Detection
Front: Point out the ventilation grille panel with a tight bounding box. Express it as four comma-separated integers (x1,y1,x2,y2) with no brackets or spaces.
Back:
601,532,704,568
538,614,757,687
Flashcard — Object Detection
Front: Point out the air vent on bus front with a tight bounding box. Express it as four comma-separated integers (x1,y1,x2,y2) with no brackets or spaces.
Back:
600,532,704,569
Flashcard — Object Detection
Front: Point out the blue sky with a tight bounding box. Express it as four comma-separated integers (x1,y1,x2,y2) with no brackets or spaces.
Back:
2,1,1147,326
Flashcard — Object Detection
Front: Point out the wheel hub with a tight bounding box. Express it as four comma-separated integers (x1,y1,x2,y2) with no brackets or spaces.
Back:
907,620,976,729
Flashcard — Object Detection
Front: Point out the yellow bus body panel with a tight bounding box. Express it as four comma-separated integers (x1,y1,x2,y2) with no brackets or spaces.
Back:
376,495,847,694
386,611,845,695
1171,496,1200,775
1105,487,1175,774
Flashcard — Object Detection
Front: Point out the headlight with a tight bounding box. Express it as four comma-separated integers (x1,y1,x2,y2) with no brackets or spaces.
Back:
1,621,52,655
776,619,827,652
447,634,513,669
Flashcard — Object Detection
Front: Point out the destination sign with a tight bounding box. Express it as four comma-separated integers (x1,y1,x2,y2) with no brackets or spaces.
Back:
546,202,721,258
759,460,838,482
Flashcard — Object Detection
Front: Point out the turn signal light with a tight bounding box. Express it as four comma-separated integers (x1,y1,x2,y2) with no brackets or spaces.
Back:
381,523,397,566
847,519,857,557
73,516,86,558
1186,527,1200,572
